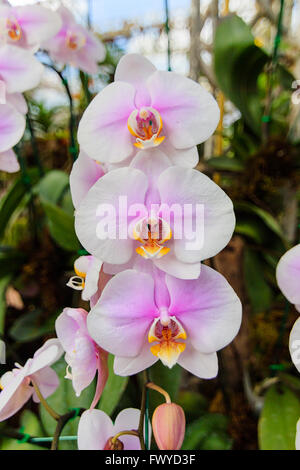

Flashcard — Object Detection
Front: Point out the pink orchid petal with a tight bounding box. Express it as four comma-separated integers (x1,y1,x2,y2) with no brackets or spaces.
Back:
77,81,136,163
0,45,43,93
276,244,300,309
0,369,33,422
177,344,218,379
289,317,300,373
0,149,19,173
28,338,63,375
31,366,59,402
82,257,102,301
6,93,28,114
55,308,88,353
157,167,235,262
115,53,156,108
0,103,25,153
113,408,143,450
296,419,300,450
113,340,157,376
147,70,220,148
77,409,114,450
16,5,62,47
75,167,148,264
90,349,108,409
160,140,199,168
70,151,105,209
87,270,157,357
166,265,242,353
154,252,201,280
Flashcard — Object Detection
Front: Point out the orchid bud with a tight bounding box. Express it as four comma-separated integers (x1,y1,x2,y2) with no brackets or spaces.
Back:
152,402,185,450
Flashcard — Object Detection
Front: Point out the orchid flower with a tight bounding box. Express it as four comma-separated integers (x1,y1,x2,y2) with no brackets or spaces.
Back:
0,339,63,422
87,265,242,377
77,53,219,168
70,151,105,209
78,408,149,450
0,3,61,50
42,6,106,74
276,244,300,312
74,151,235,280
55,308,108,408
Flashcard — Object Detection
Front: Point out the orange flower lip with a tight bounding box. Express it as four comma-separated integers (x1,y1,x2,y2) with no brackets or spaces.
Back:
148,316,187,368
6,18,22,42
127,107,165,149
133,216,172,260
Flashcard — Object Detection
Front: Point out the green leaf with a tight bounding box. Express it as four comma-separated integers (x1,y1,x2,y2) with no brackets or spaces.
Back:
177,390,208,421
39,358,95,450
0,168,39,241
9,309,55,342
41,200,79,252
214,15,268,135
35,170,69,205
207,156,245,172
182,414,232,450
0,247,26,278
0,410,45,451
98,354,129,416
235,201,284,239
148,362,182,414
258,384,300,450
243,247,273,312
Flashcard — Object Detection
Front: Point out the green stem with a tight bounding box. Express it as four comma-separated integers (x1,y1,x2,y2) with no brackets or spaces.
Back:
164,0,171,71
138,369,149,450
25,98,44,177
44,63,77,161
31,379,60,421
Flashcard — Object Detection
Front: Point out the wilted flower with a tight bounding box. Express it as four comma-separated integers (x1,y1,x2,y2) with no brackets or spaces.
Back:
55,308,108,407
152,402,185,450
276,244,300,312
75,153,235,280
87,265,242,376
42,6,106,74
0,3,61,50
78,408,148,450
78,53,219,167
0,339,63,421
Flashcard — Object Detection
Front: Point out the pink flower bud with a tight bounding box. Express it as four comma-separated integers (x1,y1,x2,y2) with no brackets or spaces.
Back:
152,403,185,450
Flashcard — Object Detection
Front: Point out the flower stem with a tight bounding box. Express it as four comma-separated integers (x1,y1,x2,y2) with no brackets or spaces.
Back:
146,382,171,403
43,62,77,161
111,430,139,444
138,369,149,450
51,409,84,451
31,379,60,421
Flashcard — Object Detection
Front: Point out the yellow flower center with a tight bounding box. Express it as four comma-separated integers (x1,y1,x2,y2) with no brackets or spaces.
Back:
133,216,171,259
127,107,165,149
148,316,186,368
66,30,86,51
6,18,22,42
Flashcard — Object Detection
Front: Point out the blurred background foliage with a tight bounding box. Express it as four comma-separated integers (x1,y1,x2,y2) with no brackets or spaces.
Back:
1,0,300,450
